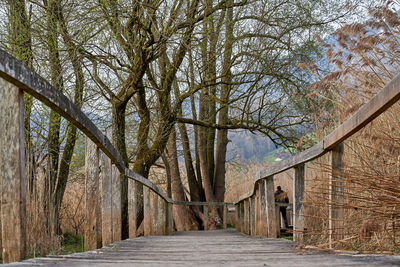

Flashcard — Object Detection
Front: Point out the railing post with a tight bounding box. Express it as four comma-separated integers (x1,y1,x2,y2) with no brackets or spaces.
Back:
100,152,113,246
265,176,278,238
112,165,121,242
329,143,344,247
167,202,174,234
0,80,26,263
259,179,267,236
85,137,100,250
144,187,151,236
294,164,305,243
255,182,261,235
203,205,208,230
235,204,240,231
250,196,255,235
223,204,228,229
240,201,244,233
128,179,137,238
160,199,167,235
151,191,158,235
244,199,249,234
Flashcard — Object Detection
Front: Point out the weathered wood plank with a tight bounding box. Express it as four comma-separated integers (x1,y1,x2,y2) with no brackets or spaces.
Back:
203,205,209,231
100,152,112,246
173,201,232,206
265,177,278,238
329,143,344,247
0,79,26,263
85,138,100,251
112,165,121,242
294,164,305,243
255,181,261,235
159,198,167,235
144,187,151,236
259,180,267,236
128,179,137,238
324,74,400,149
151,191,158,235
223,204,228,229
167,202,174,234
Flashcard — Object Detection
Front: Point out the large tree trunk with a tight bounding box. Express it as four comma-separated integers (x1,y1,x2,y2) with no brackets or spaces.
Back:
214,0,233,205
166,127,198,231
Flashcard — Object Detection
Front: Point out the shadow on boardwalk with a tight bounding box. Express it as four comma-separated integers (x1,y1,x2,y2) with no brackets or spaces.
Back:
6,229,400,266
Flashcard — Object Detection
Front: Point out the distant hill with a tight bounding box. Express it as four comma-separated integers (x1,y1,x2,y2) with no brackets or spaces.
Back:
227,131,276,162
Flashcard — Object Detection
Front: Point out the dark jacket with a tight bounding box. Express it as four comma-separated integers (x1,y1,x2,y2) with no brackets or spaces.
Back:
274,189,289,203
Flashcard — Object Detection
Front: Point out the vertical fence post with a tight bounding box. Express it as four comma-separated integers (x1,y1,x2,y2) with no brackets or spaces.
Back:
144,187,151,236
255,182,261,235
223,204,228,229
329,143,344,247
0,80,26,263
265,176,278,238
240,201,244,233
112,165,121,242
235,204,240,231
100,152,113,246
85,137,100,250
151,192,159,235
128,179,137,238
294,164,305,243
259,179,267,236
203,205,209,230
250,196,256,235
167,202,173,234
244,199,249,234
160,199,167,235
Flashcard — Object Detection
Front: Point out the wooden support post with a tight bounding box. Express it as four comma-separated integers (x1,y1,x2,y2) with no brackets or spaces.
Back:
223,204,228,229
259,179,268,236
250,196,255,235
240,202,244,233
159,198,167,235
244,199,249,235
255,183,261,235
112,165,121,242
329,143,344,247
0,80,26,263
128,179,137,238
203,205,208,230
265,176,278,238
85,138,100,251
235,204,240,232
100,152,112,246
167,202,173,234
275,204,280,237
144,187,151,236
151,192,158,235
294,164,305,243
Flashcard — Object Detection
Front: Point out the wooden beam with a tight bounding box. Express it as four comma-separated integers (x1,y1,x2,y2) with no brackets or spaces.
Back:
151,191,158,235
203,205,209,231
324,74,400,149
329,143,344,247
293,164,305,243
85,138,100,251
167,203,174,234
112,165,121,242
259,179,268,236
265,177,277,238
0,79,26,263
100,152,113,246
144,187,151,236
128,179,137,238
223,205,228,229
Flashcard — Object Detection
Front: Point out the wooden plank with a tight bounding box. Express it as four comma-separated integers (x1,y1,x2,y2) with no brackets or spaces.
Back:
144,187,151,236
235,204,240,232
250,196,255,235
85,137,100,251
255,183,261,235
324,74,400,149
293,164,305,243
128,179,137,238
159,198,167,235
100,152,112,246
167,202,174,234
173,201,232,206
112,165,121,242
203,205,209,231
244,200,249,235
265,177,277,238
0,79,26,263
223,204,228,229
151,191,158,235
329,143,344,247
259,179,267,236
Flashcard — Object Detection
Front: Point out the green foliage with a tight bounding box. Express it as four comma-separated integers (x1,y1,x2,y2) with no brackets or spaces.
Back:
60,231,84,255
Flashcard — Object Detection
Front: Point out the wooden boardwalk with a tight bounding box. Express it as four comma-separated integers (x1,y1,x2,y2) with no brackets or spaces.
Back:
7,229,400,266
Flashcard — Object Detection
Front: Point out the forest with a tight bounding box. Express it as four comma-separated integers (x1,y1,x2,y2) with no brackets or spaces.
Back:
1,0,399,256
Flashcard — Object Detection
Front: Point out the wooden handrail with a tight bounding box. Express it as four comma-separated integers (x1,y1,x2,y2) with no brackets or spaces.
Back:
0,49,172,203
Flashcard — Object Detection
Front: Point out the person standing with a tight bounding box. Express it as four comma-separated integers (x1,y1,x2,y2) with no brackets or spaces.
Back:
274,186,289,228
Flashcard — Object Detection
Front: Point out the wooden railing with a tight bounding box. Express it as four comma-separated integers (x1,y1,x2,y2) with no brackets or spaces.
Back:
0,49,233,263
234,73,400,243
